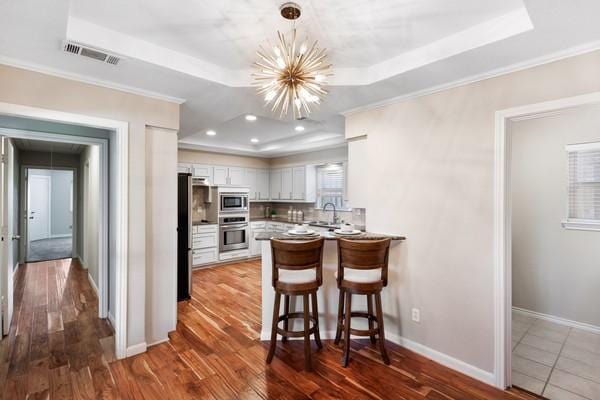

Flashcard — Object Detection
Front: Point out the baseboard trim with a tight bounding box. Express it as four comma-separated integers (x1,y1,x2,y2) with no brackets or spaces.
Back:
260,329,494,386
126,342,147,357
147,337,170,347
87,272,99,296
513,307,600,335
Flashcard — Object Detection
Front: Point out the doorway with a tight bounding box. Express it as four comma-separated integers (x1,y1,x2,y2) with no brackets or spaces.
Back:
0,103,129,359
494,92,600,395
26,168,75,262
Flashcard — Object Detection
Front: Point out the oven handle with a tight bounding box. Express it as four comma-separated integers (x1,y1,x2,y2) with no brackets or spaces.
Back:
220,223,249,230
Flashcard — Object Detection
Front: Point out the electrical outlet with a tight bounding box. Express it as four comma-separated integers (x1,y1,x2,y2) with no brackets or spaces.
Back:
411,308,421,323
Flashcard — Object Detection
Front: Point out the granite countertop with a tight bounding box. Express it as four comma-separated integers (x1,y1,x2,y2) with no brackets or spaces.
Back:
192,221,217,226
250,217,366,231
255,231,405,241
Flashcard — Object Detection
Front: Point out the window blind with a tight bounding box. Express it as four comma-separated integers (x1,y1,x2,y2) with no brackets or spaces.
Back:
316,163,345,209
567,143,600,221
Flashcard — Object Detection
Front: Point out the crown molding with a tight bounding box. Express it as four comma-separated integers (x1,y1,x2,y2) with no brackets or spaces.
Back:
0,55,187,105
341,39,600,117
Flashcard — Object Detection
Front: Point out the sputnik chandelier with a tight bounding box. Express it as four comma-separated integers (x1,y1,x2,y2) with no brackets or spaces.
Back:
252,2,332,119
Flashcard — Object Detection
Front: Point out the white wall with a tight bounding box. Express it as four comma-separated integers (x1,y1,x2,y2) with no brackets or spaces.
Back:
511,106,600,327
345,50,600,377
145,127,178,344
81,145,100,288
269,146,348,168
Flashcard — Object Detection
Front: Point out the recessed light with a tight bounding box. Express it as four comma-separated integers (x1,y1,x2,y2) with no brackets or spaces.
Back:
250,138,259,143
295,125,305,132
245,114,257,121
206,130,216,136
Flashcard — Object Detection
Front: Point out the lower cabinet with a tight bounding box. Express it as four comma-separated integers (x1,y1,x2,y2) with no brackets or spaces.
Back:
192,248,218,265
192,224,218,267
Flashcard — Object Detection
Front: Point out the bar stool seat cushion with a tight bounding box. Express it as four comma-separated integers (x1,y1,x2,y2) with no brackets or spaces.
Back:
335,268,382,283
278,268,317,284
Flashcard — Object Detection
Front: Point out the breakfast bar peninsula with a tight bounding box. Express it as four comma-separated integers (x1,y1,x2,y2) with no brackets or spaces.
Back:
256,230,405,341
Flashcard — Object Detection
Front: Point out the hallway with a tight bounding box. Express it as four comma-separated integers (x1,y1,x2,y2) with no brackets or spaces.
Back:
28,238,73,262
0,258,115,398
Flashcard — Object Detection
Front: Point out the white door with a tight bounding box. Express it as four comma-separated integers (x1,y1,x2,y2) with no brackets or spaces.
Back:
28,175,51,242
280,168,293,200
213,166,228,185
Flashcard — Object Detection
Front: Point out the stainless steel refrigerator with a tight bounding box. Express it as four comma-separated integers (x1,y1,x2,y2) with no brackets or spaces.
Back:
177,173,192,301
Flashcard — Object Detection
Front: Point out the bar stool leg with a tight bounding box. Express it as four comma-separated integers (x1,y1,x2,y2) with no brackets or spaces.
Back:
367,294,376,344
282,295,290,343
334,289,345,345
302,294,312,371
311,292,323,349
342,292,352,367
374,292,390,365
266,292,281,364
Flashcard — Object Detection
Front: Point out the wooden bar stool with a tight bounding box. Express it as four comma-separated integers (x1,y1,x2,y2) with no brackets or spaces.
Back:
334,238,392,367
266,238,324,371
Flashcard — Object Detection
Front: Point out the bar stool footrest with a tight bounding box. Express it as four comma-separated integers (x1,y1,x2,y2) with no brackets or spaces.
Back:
276,313,318,338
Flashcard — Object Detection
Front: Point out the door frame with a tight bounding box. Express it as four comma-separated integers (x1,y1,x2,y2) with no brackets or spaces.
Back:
493,91,600,388
0,101,129,359
22,166,77,262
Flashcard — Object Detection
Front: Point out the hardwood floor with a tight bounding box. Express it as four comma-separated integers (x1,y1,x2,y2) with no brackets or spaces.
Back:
1,258,541,399
0,258,116,399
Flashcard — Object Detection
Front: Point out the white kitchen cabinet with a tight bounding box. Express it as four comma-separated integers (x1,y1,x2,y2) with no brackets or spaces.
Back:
228,167,244,185
192,164,213,181
214,166,244,186
257,169,270,200
244,168,257,200
270,169,282,200
250,221,266,256
280,168,293,200
178,163,192,173
292,167,305,200
213,166,228,185
192,224,219,266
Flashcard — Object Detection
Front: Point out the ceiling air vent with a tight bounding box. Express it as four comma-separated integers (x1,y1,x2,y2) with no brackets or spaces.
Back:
62,41,122,66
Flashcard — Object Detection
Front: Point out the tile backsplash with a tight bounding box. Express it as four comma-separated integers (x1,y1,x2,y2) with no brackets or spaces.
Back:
250,203,366,227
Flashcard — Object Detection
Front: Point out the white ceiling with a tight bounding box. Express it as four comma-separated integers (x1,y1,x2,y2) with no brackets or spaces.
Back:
2,1,600,157
69,0,523,69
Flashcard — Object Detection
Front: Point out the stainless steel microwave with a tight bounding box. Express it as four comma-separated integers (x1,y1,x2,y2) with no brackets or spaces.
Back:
219,192,249,213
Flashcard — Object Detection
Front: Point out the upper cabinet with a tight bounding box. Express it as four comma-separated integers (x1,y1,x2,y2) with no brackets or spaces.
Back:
179,162,319,203
192,164,213,181
244,168,257,200
257,169,270,200
270,166,316,202
280,168,293,200
270,169,282,200
213,166,244,186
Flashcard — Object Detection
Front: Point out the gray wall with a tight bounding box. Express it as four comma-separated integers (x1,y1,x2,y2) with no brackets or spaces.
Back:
511,106,600,327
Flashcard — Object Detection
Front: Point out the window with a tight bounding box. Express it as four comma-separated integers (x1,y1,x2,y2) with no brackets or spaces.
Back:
316,163,346,209
563,142,600,231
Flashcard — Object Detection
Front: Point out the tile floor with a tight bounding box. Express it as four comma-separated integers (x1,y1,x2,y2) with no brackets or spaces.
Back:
512,311,600,399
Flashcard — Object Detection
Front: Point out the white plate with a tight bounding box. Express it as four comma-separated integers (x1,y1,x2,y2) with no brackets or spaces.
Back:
287,229,317,236
334,229,362,235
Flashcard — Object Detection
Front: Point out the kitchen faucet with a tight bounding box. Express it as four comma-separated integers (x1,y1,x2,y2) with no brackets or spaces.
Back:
322,202,338,225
